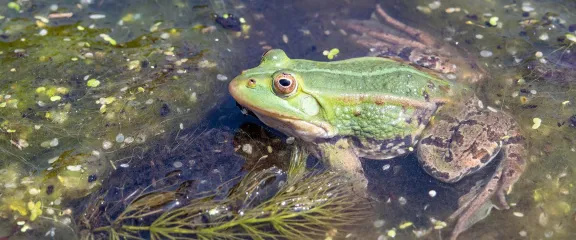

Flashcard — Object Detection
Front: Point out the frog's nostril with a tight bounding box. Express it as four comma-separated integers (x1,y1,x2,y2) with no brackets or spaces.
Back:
247,79,256,88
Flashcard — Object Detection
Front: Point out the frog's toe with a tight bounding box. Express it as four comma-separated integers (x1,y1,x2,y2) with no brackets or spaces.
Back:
374,4,436,46
337,18,428,50
349,34,395,50
495,189,510,210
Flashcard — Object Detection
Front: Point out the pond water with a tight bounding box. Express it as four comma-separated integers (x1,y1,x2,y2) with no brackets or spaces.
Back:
0,0,575,239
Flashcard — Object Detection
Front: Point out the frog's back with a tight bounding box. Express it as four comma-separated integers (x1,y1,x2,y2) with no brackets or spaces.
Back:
290,57,460,159
291,57,455,102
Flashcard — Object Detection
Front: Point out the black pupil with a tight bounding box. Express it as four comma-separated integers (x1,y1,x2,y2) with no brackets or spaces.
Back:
279,78,291,87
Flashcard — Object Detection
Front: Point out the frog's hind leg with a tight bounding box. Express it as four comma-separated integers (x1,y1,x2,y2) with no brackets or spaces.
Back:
417,96,527,240
338,4,436,49
448,135,526,240
337,19,428,50
373,4,436,46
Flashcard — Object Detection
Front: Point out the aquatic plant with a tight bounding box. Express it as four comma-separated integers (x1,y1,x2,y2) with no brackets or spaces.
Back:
84,164,371,240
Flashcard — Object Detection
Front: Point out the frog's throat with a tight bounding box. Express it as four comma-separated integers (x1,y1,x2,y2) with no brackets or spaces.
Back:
247,107,335,142
254,112,335,142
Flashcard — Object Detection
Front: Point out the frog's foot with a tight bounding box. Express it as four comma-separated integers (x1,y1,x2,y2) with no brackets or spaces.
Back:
417,96,526,240
337,5,452,71
448,137,526,240
337,4,485,83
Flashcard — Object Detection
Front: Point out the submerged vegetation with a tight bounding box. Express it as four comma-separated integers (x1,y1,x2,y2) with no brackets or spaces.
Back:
0,0,575,239
82,166,371,240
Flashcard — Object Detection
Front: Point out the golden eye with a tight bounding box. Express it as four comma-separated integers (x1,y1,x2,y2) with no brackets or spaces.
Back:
273,73,297,96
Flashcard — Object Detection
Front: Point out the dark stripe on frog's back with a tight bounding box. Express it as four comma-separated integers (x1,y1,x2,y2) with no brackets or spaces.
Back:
290,57,452,100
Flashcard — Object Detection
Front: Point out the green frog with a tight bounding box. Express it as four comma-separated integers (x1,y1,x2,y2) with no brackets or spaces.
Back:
229,5,526,240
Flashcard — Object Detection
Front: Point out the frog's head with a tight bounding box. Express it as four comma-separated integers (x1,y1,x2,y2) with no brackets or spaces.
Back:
229,49,336,142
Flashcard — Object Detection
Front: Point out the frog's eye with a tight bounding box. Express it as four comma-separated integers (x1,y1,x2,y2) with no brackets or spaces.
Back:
262,49,272,58
261,49,289,64
273,73,298,97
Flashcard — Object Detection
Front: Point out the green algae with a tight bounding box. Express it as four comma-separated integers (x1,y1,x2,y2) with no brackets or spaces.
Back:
0,0,246,234
0,0,575,239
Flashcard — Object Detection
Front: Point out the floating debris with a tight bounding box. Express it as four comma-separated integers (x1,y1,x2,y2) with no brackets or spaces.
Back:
67,165,82,171
382,164,391,171
150,22,162,32
216,74,228,81
115,133,124,143
416,6,431,14
27,201,42,221
102,140,112,150
532,118,542,129
567,34,576,43
373,219,385,228
48,12,73,18
49,138,59,147
86,79,100,87
538,212,549,226
173,161,183,168
399,221,413,229
323,48,340,60
242,143,253,154
428,1,441,10
398,197,407,205
445,7,461,13
7,2,20,11
99,34,117,46
521,2,535,12
124,137,134,144
387,229,396,238
89,14,106,19
535,51,543,58
431,218,447,229
480,50,493,57
488,17,499,26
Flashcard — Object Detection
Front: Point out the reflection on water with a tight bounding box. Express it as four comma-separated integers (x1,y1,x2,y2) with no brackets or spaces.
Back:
0,0,575,239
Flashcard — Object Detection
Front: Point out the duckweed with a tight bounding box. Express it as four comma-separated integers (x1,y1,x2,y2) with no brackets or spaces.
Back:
86,79,100,87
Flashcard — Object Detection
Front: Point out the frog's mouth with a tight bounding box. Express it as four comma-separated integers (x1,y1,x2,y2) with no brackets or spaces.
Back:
230,87,335,142
236,102,336,142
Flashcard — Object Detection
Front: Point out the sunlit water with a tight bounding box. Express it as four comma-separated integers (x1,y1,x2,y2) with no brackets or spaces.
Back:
0,0,575,239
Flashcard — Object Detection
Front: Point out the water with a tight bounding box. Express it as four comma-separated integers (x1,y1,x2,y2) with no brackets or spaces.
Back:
0,0,575,239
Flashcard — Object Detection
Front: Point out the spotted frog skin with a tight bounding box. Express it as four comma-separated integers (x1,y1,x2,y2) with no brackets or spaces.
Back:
229,5,526,240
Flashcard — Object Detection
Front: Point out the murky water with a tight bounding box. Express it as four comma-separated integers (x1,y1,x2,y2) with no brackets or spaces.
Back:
0,0,575,239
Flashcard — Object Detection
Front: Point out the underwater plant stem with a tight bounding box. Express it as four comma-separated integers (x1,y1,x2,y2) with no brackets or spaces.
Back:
122,225,153,231
287,142,309,182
